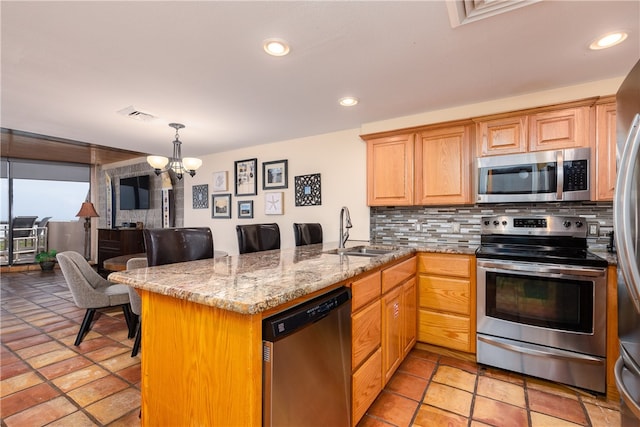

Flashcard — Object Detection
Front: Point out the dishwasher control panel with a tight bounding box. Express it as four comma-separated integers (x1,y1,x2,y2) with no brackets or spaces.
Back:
262,287,351,341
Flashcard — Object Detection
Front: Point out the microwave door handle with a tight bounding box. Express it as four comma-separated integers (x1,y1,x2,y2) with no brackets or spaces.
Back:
556,150,564,200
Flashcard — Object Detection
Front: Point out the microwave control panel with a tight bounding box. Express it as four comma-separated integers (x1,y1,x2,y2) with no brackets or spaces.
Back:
563,160,588,191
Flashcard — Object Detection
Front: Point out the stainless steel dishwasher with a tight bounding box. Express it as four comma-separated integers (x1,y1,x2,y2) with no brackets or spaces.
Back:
263,286,352,427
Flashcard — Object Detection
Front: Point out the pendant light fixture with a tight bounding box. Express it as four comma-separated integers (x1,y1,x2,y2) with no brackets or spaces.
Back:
147,123,202,179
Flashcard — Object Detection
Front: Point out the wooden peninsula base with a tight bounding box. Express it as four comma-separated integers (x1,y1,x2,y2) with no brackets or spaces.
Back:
139,290,263,426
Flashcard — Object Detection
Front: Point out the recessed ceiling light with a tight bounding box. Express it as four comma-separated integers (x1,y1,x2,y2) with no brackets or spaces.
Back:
339,97,359,107
263,38,290,56
590,32,628,50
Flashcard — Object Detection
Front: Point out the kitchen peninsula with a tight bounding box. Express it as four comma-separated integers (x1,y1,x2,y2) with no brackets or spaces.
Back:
108,241,432,426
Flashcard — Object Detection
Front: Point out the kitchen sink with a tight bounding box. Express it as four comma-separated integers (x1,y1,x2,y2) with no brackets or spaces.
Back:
325,246,397,257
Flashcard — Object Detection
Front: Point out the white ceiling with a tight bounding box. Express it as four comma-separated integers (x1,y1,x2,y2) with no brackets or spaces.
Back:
2,1,639,159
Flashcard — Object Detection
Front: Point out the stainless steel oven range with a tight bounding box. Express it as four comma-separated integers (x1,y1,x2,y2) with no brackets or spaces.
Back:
476,215,608,393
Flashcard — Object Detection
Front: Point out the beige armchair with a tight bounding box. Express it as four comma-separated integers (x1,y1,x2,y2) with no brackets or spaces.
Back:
56,251,133,346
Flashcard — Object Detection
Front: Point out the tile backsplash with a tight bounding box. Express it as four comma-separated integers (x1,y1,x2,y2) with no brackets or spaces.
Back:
370,201,614,251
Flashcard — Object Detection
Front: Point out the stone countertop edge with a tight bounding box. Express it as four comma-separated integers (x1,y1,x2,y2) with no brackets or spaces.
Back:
107,242,613,315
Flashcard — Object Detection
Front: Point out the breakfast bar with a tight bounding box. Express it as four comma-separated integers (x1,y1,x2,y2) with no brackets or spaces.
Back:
108,242,415,426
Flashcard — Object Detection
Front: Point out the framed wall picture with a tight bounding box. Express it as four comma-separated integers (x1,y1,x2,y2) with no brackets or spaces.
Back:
262,159,288,190
192,184,209,209
237,200,253,219
265,191,284,215
212,171,228,192
295,173,322,206
212,193,232,218
234,158,257,196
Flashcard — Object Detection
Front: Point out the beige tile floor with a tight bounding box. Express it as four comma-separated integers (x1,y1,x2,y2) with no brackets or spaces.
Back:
1,270,621,426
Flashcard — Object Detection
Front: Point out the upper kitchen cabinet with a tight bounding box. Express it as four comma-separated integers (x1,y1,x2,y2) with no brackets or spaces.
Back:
594,96,617,201
365,133,415,206
362,120,474,206
475,98,596,157
415,122,474,205
476,115,528,156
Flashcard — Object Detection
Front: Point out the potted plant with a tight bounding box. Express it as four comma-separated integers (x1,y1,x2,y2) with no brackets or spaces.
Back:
35,249,58,271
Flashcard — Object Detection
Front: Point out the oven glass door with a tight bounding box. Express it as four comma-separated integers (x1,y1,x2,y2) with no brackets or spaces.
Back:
477,259,607,356
485,271,593,333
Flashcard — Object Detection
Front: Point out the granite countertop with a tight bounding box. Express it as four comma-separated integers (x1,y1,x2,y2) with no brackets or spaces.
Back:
108,241,615,316
108,241,424,315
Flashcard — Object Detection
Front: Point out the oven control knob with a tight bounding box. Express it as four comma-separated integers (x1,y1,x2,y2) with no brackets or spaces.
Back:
502,220,507,226
575,221,583,228
563,220,572,228
493,220,500,226
484,220,490,226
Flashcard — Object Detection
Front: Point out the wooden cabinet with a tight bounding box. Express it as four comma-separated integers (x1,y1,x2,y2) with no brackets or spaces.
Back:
415,124,473,205
606,265,619,401
366,133,415,206
363,121,473,206
529,105,591,152
97,228,145,275
417,253,476,353
475,100,594,157
350,256,416,425
476,115,528,156
351,271,382,425
381,257,417,384
594,97,617,201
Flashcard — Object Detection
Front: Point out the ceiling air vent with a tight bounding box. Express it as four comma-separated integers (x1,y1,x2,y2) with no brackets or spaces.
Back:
446,0,540,28
117,105,158,122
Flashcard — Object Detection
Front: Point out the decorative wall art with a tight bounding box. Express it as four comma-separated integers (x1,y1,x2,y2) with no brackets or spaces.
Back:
237,200,254,219
294,173,322,206
212,171,228,192
212,193,232,218
192,184,208,209
234,158,257,196
262,159,288,190
265,192,284,215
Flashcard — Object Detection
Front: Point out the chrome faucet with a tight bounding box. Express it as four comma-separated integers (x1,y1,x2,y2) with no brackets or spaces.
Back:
339,206,353,250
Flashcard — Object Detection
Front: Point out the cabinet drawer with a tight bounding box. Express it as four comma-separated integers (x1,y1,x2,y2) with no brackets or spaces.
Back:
352,347,382,426
417,253,471,278
418,276,470,315
418,309,471,352
382,257,415,294
352,299,381,369
351,272,381,312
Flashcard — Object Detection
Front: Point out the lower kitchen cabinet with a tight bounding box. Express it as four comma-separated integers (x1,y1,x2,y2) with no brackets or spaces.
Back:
352,347,382,425
382,277,417,384
350,255,416,426
351,271,382,425
417,253,476,354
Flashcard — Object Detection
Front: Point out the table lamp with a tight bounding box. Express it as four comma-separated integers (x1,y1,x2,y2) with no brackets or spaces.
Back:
76,202,100,260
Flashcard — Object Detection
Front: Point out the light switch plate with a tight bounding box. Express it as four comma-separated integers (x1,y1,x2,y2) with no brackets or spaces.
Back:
587,222,600,236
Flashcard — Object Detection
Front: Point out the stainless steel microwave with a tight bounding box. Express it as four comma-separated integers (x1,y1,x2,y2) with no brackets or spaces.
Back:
476,147,590,203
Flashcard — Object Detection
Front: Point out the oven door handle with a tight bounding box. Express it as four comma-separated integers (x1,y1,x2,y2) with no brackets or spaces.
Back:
478,335,603,365
477,260,605,277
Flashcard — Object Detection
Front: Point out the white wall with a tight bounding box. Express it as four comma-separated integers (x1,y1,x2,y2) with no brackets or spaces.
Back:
184,128,369,255
182,77,623,255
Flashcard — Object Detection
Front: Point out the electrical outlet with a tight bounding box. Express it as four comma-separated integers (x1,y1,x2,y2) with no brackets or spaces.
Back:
587,222,600,236
452,222,461,233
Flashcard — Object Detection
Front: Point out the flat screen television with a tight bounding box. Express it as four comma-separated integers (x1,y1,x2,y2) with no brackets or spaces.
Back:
119,175,150,210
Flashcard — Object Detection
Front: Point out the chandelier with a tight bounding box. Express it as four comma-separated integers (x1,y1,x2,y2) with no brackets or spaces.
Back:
147,123,202,179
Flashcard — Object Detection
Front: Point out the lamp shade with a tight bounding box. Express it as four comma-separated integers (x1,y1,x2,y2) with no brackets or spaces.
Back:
182,157,203,171
147,155,169,170
76,202,100,218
